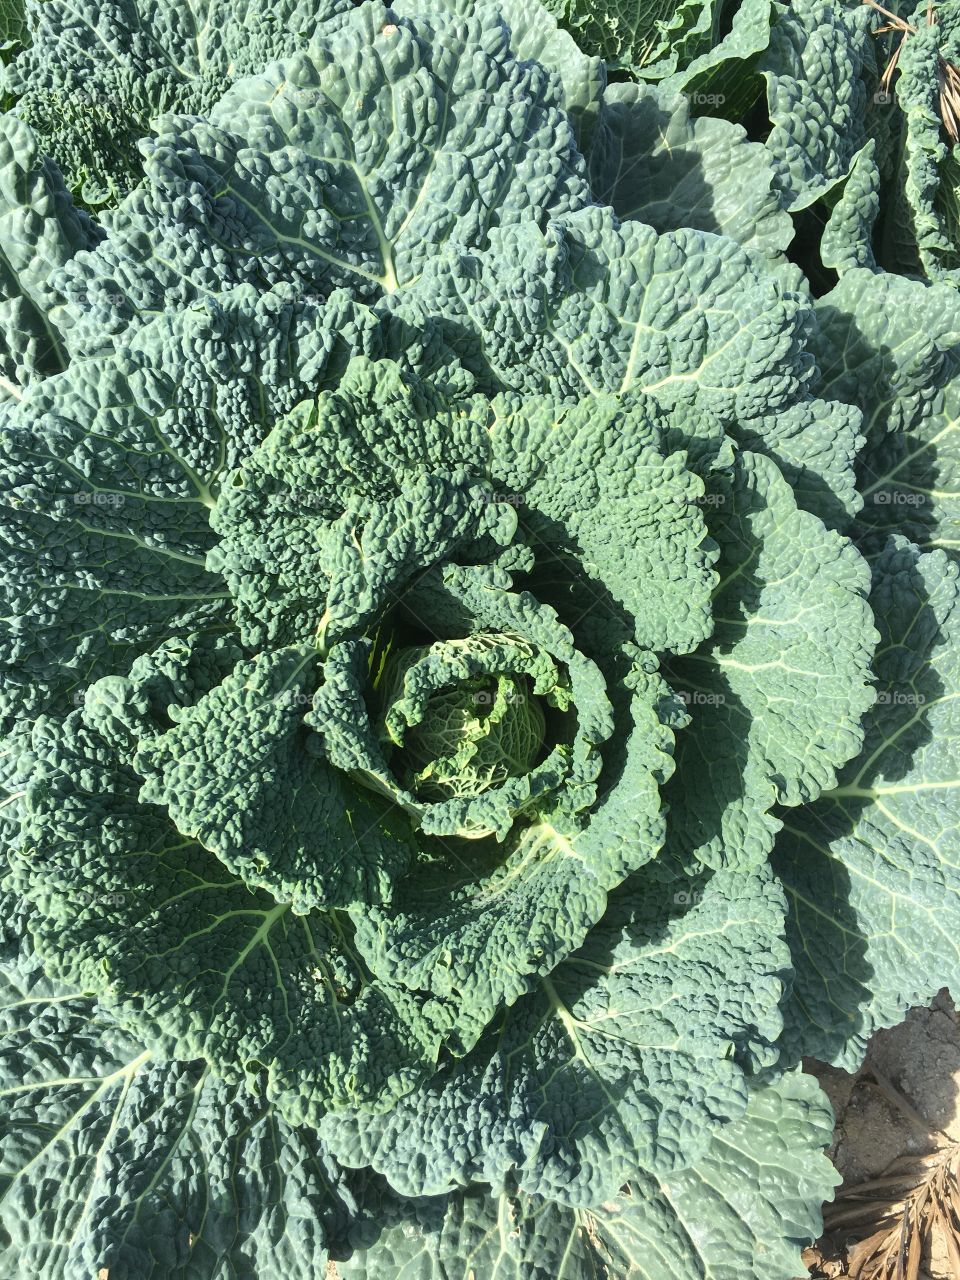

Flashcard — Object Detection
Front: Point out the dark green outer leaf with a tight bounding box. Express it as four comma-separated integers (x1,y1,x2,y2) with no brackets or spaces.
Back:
337,1070,838,1280
0,951,355,1278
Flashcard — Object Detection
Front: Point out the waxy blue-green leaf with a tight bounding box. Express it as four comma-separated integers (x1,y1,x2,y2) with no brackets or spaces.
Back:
11,695,451,1122
869,2,960,285
2,0,351,206
55,1,592,345
322,858,789,1206
588,81,792,264
661,450,877,871
0,950,356,1278
0,284,383,730
339,1071,837,1280
391,203,863,526
776,540,960,1067
0,115,98,401
759,0,874,211
813,270,960,561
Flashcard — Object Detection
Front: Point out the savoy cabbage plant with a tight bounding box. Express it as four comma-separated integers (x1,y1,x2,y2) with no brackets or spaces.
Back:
1,0,959,1277
530,0,960,290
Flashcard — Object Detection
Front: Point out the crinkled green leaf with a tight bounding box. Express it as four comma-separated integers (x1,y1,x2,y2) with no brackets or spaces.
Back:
820,140,880,273
812,271,960,560
205,355,496,648
759,0,874,211
134,646,417,912
536,0,725,78
731,395,864,528
856,354,960,559
661,0,773,122
322,858,789,1206
874,5,960,283
2,0,351,206
56,1,592,344
338,1071,837,1280
488,389,719,654
395,0,605,153
776,540,960,1067
0,0,24,53
0,114,98,402
587,81,792,264
0,285,385,729
395,213,849,556
11,697,449,1121
0,951,356,1278
0,355,230,728
812,268,960,438
662,450,876,871
210,359,719,656
392,203,815,421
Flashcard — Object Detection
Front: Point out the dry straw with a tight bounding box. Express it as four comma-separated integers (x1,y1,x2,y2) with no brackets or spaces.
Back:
865,0,960,141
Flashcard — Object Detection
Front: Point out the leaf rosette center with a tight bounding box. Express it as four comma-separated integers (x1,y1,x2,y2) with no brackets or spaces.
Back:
380,640,551,803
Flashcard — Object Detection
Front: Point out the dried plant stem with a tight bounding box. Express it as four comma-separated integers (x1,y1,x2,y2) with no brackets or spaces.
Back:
822,1145,960,1280
864,0,960,140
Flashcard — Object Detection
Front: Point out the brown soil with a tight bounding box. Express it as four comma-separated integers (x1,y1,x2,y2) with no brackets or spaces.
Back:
802,991,960,1280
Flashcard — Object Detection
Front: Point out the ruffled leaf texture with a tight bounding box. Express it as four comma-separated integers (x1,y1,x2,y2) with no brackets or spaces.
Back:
0,933,838,1279
774,269,960,1068
1,0,353,206
866,0,960,285
6,336,876,1148
0,943,359,1277
517,0,777,120
338,1070,840,1280
0,114,100,403
749,0,960,286
757,0,875,213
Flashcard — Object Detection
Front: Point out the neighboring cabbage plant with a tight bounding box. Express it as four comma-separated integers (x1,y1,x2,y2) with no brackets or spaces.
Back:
549,0,960,290
0,0,351,205
0,2,959,1278
694,0,960,287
